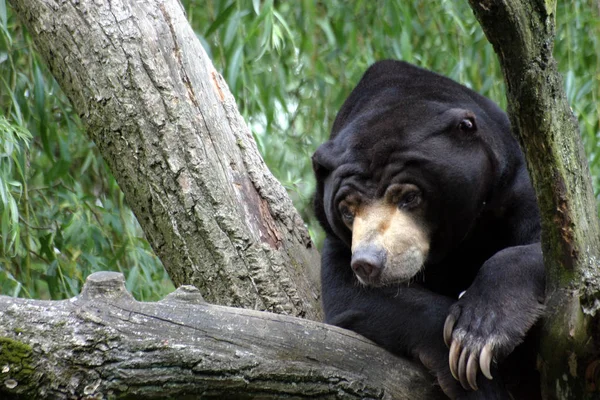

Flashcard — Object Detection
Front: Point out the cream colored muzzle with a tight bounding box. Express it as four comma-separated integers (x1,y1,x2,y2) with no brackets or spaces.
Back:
351,201,429,285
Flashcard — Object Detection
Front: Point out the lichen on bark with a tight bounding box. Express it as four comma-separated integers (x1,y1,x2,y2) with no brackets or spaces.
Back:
0,337,34,393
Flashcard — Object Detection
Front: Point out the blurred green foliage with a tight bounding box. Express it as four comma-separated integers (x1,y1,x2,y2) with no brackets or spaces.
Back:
0,0,598,300
0,1,173,299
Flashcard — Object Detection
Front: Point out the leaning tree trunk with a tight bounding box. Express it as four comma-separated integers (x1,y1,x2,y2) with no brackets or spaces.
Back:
468,1,600,399
0,272,443,399
9,0,322,320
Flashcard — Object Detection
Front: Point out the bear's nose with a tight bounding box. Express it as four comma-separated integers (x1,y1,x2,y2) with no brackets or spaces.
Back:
351,246,386,283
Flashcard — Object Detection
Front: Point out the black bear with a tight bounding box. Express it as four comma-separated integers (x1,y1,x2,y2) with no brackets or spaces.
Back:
312,60,545,399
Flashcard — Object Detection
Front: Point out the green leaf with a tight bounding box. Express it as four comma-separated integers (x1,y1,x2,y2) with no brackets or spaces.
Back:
33,65,52,159
0,0,6,29
400,29,413,62
45,159,71,182
226,44,244,90
39,233,56,261
252,0,261,15
316,19,336,46
205,1,236,37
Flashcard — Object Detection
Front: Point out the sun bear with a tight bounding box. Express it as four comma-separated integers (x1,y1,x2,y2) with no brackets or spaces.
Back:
312,60,545,399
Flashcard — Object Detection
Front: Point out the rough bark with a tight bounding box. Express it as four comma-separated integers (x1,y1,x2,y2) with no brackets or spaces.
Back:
468,1,600,399
8,0,322,319
0,272,443,400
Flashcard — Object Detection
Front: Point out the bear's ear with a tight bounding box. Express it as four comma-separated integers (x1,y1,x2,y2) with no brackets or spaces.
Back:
312,141,337,176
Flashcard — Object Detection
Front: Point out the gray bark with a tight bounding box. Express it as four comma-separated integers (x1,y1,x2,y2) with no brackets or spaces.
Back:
0,272,443,399
468,1,600,399
8,0,322,319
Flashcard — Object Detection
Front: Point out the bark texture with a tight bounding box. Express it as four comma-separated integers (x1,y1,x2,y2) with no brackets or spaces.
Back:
8,0,322,319
0,272,443,400
468,1,600,399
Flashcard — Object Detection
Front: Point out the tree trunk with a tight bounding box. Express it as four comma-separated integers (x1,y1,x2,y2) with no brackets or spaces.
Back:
0,272,443,400
468,1,600,399
8,0,322,320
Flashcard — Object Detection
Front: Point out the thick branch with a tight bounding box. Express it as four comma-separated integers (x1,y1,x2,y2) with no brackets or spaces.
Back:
0,272,442,399
9,0,322,319
468,1,600,398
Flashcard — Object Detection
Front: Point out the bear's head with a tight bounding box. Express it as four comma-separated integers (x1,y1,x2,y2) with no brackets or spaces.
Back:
313,61,522,286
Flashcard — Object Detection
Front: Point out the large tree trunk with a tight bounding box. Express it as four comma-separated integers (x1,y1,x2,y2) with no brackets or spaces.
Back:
9,0,322,320
0,272,443,399
468,1,600,399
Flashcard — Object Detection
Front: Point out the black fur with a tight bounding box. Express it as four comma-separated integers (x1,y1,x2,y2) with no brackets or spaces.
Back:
313,60,545,399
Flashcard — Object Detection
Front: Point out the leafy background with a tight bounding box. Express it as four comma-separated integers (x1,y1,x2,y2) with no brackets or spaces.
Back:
0,0,598,300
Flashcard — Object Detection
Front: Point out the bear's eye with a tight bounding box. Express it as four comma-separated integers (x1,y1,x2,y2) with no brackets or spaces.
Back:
339,204,355,225
458,117,476,132
398,191,421,209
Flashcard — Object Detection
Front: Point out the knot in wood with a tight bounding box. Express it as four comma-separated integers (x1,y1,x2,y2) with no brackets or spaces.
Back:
161,285,205,304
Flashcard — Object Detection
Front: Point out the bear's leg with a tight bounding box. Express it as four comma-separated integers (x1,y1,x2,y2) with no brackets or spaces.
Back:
444,243,545,393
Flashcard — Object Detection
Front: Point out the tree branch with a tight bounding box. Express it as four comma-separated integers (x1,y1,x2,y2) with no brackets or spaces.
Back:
0,272,443,399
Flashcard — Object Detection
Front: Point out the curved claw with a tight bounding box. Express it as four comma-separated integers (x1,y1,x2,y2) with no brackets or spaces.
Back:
449,340,461,380
458,348,470,390
479,342,494,380
444,314,456,347
466,351,479,391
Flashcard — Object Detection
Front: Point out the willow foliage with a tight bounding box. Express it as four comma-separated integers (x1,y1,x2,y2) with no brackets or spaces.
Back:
0,0,598,299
